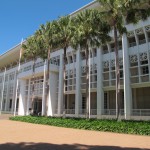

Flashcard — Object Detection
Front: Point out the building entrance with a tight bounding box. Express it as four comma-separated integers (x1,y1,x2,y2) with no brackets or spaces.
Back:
32,98,42,115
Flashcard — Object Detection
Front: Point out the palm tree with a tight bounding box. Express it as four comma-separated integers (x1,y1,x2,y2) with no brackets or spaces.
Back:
72,9,110,118
97,0,150,120
22,36,42,115
56,16,75,115
35,21,58,116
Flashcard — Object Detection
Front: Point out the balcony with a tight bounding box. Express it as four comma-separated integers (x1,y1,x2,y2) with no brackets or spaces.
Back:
18,62,59,79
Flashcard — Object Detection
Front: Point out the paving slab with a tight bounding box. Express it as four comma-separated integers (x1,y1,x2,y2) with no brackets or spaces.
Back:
0,120,150,150
0,114,12,120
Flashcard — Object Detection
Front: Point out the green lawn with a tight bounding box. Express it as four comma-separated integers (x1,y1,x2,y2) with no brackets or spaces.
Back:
10,116,150,136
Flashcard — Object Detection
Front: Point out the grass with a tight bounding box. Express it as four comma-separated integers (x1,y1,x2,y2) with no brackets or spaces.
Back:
10,116,150,136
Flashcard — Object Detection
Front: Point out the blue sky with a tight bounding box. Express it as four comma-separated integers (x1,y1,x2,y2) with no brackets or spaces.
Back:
0,0,93,55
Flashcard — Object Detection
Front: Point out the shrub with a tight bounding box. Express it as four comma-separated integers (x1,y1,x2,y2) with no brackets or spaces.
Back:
9,116,150,135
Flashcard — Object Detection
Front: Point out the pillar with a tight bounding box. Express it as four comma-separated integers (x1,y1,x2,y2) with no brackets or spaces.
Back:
58,53,64,116
18,79,26,116
12,71,17,113
97,48,104,118
0,67,6,114
42,60,46,116
5,74,10,111
75,49,82,116
47,72,58,116
26,79,31,115
122,33,132,119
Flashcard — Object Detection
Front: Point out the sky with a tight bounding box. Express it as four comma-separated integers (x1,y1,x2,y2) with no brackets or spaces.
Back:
0,0,93,55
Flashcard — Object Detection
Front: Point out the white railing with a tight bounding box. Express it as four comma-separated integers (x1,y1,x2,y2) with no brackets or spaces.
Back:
1,111,13,114
79,109,86,115
139,39,146,45
129,42,136,47
91,109,97,115
54,109,150,117
65,109,75,114
132,109,150,116
65,109,125,116
101,109,124,116
102,109,116,115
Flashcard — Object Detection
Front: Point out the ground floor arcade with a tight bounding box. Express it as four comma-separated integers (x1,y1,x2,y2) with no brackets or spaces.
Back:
1,77,150,120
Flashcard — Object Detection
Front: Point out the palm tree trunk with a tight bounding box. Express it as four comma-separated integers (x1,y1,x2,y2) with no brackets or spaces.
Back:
85,45,89,119
45,48,50,115
31,59,36,115
114,25,121,120
63,47,67,116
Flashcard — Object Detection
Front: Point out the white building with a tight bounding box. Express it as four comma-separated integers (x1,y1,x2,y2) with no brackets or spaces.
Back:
0,1,150,120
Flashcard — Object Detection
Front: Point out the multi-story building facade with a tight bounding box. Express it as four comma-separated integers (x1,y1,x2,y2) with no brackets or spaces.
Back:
0,1,150,120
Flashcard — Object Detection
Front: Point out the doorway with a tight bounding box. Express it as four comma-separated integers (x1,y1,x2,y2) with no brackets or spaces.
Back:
32,98,42,115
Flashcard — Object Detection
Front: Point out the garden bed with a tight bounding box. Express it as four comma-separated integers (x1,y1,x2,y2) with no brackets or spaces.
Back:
10,116,150,136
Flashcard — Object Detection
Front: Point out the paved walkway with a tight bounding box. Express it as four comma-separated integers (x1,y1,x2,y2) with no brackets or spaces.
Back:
0,114,12,120
0,120,150,150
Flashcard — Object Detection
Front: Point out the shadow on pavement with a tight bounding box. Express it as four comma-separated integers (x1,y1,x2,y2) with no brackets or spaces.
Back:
0,142,149,150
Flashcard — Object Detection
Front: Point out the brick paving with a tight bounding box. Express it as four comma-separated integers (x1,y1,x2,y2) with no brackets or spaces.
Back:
0,120,150,150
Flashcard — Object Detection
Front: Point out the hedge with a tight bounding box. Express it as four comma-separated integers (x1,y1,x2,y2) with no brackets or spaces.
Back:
10,116,150,136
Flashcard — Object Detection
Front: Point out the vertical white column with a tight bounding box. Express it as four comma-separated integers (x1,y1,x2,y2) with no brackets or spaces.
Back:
122,33,132,119
26,79,31,115
5,74,10,111
42,60,46,116
58,52,64,116
12,71,17,113
97,48,104,118
75,49,82,116
47,72,58,116
0,67,6,114
89,49,91,118
18,79,26,116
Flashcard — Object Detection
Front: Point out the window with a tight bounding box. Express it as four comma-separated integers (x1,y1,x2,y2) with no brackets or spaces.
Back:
147,32,150,42
120,70,123,78
104,93,107,109
65,96,67,109
121,92,124,109
102,45,108,54
73,54,76,62
110,43,115,52
57,58,60,66
9,99,12,109
5,75,8,82
93,69,97,74
138,34,146,45
141,60,148,65
0,77,2,83
9,73,14,81
65,80,68,86
93,48,97,57
65,57,68,64
111,72,116,79
142,66,149,74
81,51,86,60
128,37,136,47
82,96,86,109
69,56,73,63
94,75,97,81
118,41,122,50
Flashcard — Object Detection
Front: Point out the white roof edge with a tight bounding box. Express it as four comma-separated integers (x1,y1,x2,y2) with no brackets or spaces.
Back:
0,40,26,58
0,43,20,57
70,0,96,16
